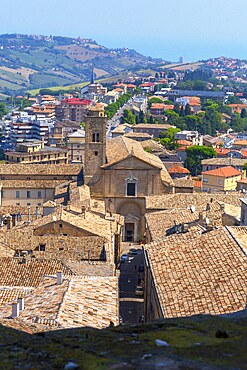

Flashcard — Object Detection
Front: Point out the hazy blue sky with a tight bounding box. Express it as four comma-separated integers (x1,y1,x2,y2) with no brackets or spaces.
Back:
1,0,247,61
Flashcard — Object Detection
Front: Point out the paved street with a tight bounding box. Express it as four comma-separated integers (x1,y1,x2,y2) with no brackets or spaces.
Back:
106,98,133,139
119,247,144,324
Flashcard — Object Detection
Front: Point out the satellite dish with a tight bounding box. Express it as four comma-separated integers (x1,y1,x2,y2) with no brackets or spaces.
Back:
53,216,57,222
205,217,210,225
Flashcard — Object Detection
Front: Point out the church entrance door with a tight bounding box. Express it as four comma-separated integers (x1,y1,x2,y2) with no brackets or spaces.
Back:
125,223,135,242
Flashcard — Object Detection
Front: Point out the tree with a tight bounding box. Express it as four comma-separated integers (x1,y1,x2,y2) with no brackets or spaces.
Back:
173,103,180,114
179,106,185,117
185,103,191,116
183,115,201,131
0,103,7,118
148,97,163,108
184,145,216,176
164,110,180,125
241,108,247,118
123,109,136,125
157,127,180,150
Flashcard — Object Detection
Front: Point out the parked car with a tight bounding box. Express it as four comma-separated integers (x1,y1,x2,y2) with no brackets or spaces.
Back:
120,254,129,263
129,248,137,255
135,286,144,296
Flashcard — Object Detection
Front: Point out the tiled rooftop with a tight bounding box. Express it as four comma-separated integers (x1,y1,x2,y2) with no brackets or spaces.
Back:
105,136,163,169
227,226,247,254
104,136,173,186
145,227,247,318
140,139,163,152
173,178,194,188
0,180,65,189
168,165,190,174
33,210,113,240
0,258,74,288
201,158,246,166
0,164,83,176
145,193,245,210
0,287,33,307
202,166,242,177
0,275,119,330
64,261,115,276
146,209,200,241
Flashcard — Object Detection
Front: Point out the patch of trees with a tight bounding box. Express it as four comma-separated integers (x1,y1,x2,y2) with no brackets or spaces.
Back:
155,127,181,150
0,103,8,118
104,93,132,119
184,146,217,176
164,99,247,135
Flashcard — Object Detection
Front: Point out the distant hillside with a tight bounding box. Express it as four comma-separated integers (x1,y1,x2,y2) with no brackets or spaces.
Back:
0,34,164,96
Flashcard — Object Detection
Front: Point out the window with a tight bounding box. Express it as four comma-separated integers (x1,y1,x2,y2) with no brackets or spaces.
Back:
16,191,20,199
27,191,31,199
218,180,222,185
92,132,100,142
203,178,208,183
27,203,31,206
16,203,20,206
38,191,42,199
39,244,46,252
94,151,98,156
127,183,136,196
125,175,138,196
38,203,41,206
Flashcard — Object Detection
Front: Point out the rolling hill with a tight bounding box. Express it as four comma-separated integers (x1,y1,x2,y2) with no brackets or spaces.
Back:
0,33,165,96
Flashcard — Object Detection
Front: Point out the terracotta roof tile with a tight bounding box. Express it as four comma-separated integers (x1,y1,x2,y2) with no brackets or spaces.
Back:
202,166,242,177
145,227,247,318
168,165,190,174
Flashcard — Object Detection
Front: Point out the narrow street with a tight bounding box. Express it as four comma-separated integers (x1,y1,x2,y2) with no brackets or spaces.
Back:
119,247,144,324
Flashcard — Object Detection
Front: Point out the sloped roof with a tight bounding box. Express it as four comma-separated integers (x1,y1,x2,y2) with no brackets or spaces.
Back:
201,158,246,166
104,136,173,186
145,209,199,241
140,139,163,152
173,178,194,188
168,165,190,174
0,258,74,288
145,193,244,210
0,164,83,176
34,210,112,240
0,276,119,330
145,227,247,318
105,136,163,169
202,166,242,177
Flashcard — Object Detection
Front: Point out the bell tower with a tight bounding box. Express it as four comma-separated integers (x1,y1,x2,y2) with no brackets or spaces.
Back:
84,106,107,185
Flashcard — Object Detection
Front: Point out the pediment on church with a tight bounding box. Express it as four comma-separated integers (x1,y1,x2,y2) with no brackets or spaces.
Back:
102,155,162,171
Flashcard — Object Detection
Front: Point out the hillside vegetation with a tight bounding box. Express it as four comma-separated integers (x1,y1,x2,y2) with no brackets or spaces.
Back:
0,34,163,96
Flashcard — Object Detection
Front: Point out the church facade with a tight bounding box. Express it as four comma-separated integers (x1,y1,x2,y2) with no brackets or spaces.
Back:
84,107,174,242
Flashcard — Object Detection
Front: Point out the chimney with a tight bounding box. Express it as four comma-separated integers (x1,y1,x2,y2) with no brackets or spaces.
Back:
57,271,63,285
27,206,31,225
17,297,24,312
11,302,20,318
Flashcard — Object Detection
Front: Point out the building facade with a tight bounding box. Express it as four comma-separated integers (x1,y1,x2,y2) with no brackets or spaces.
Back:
84,108,174,242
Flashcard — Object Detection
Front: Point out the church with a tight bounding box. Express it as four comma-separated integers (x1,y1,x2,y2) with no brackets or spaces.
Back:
84,106,174,242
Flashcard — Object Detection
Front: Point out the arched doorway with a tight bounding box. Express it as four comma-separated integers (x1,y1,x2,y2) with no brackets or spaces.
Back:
116,200,144,242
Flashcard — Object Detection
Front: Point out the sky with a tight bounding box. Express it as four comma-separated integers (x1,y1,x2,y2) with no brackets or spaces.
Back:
1,0,247,62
